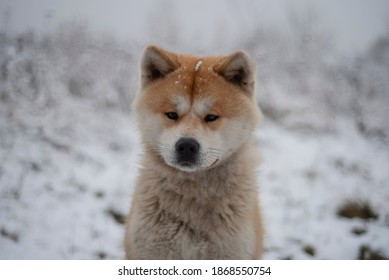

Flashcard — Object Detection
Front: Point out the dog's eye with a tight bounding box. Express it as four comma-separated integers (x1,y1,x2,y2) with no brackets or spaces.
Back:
165,112,179,121
204,114,219,123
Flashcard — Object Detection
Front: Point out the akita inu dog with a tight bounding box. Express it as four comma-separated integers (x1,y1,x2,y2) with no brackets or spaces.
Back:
125,45,263,259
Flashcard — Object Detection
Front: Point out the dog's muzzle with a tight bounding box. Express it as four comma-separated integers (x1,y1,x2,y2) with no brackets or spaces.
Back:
175,137,200,167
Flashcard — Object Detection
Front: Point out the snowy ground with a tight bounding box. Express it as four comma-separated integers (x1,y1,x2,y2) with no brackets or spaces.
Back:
1,90,388,260
258,120,389,259
0,95,140,259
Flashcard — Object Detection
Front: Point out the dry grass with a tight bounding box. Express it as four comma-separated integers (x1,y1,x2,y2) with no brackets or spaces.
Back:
337,200,378,220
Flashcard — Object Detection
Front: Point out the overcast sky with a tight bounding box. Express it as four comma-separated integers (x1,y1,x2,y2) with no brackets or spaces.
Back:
1,0,388,54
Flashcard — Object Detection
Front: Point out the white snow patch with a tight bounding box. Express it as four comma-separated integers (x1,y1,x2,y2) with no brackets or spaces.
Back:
194,60,203,72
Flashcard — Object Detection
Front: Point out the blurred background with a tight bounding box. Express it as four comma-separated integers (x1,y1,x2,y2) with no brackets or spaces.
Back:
0,0,388,259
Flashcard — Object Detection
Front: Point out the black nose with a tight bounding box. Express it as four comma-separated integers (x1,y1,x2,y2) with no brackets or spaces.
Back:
175,138,200,165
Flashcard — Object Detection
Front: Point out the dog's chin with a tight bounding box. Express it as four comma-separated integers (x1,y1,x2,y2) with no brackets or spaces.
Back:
175,164,199,173
165,161,201,173
165,158,220,173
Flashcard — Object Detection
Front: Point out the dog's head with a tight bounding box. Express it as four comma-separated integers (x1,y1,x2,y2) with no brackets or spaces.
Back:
133,45,261,172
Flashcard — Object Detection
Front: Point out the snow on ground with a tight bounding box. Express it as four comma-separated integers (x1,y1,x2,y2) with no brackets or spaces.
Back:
0,94,140,259
258,120,389,259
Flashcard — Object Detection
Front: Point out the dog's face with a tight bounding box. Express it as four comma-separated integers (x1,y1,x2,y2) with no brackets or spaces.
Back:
133,46,261,172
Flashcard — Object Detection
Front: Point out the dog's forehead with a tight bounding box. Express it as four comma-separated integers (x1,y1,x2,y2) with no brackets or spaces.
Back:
173,55,220,86
173,94,212,115
169,55,222,114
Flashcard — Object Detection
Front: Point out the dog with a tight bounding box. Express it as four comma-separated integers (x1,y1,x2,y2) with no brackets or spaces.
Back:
124,45,263,259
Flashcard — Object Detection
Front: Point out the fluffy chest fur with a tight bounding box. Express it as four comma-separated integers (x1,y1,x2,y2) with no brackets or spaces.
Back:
126,152,259,259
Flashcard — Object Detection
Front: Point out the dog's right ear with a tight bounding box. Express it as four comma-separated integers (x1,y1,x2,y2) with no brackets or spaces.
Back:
141,45,180,85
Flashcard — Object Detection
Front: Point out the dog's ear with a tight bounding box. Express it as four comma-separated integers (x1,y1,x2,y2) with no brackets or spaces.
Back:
214,51,255,94
141,45,180,85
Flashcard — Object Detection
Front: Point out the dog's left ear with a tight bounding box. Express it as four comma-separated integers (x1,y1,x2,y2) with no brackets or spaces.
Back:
214,51,255,95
